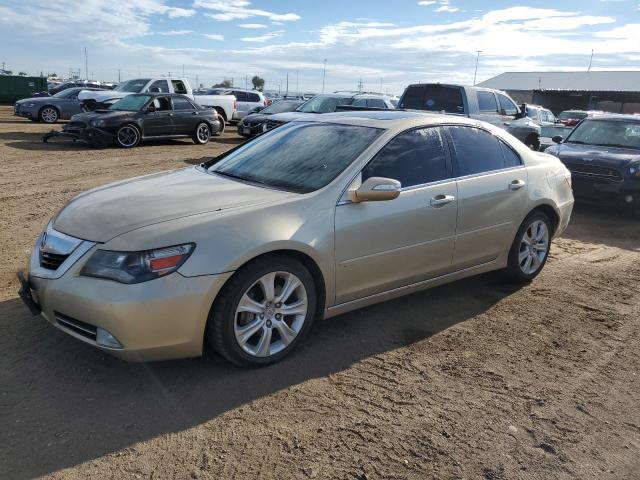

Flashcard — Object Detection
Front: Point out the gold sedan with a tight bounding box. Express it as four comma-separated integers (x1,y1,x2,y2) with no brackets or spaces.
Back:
18,111,574,366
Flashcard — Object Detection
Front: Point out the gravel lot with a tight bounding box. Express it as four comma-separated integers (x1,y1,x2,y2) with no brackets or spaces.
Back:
1,105,639,479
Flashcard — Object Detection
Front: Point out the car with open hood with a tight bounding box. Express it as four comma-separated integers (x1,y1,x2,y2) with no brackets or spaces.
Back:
43,93,223,148
545,114,640,216
19,111,573,366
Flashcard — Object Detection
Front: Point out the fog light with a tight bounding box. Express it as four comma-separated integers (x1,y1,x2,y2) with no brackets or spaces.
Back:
96,328,123,349
624,194,634,203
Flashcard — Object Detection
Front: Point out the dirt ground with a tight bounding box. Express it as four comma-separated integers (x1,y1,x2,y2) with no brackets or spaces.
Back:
0,105,639,480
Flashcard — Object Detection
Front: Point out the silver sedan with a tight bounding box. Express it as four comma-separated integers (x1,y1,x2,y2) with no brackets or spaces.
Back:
18,111,574,366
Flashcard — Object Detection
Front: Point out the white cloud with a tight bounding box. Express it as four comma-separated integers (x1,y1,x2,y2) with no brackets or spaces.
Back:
238,23,268,29
194,0,300,22
240,31,284,42
418,1,436,5
435,5,459,13
202,33,224,40
158,30,194,35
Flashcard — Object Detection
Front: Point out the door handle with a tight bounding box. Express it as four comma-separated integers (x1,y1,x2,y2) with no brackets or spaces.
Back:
509,180,526,191
430,194,456,207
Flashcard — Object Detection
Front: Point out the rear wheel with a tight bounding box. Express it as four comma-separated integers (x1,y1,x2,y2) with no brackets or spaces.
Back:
115,124,140,148
39,107,59,123
505,212,551,282
193,122,211,145
206,255,317,367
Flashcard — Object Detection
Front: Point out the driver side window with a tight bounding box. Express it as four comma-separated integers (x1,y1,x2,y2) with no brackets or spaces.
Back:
497,94,518,116
149,80,170,93
362,127,450,189
153,97,172,111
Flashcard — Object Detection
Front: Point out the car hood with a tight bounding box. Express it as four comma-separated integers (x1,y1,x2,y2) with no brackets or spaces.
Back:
242,113,270,123
267,112,317,123
16,96,57,105
77,90,127,102
68,110,135,124
53,167,294,242
550,143,640,167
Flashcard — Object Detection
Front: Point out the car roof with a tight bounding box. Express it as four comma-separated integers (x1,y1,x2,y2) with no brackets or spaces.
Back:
579,114,640,122
293,110,480,130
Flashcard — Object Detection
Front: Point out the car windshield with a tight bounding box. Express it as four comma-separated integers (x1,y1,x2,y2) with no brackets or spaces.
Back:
566,119,640,149
52,88,78,98
208,122,382,193
109,95,151,111
558,111,587,120
296,96,352,114
260,101,300,114
399,85,465,114
113,79,150,93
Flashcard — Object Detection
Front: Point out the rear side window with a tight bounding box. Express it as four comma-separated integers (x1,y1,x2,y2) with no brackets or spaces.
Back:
234,91,248,102
247,92,261,102
477,91,498,112
351,98,367,107
497,94,518,116
399,85,464,114
362,127,449,188
149,80,170,93
171,80,187,94
447,126,510,176
367,98,386,108
172,97,195,110
499,141,522,168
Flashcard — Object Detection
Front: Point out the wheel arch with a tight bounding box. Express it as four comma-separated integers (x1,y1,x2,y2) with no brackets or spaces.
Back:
526,203,560,235
213,107,227,122
39,104,60,119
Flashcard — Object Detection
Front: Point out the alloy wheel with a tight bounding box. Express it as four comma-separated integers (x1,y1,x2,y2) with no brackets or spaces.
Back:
233,271,308,358
117,126,139,147
518,219,549,275
197,124,210,143
41,108,58,123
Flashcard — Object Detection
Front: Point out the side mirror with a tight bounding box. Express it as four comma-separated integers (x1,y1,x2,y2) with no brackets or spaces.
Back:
552,135,563,144
349,177,401,203
147,104,157,113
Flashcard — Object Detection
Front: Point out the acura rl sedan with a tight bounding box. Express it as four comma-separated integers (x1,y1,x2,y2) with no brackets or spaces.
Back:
18,111,574,367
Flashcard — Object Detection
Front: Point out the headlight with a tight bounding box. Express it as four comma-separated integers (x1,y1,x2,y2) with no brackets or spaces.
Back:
26,102,35,107
630,164,640,178
91,118,106,128
80,243,194,284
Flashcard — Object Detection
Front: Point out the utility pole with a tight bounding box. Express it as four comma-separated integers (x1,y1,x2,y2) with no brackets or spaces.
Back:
380,77,383,94
286,73,289,96
358,78,363,93
118,69,121,82
322,59,327,93
84,47,88,81
588,49,594,72
296,69,299,96
245,75,248,90
473,50,482,85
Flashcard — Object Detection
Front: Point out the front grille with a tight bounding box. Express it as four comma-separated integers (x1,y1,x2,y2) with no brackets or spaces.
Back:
39,251,69,270
55,312,97,341
564,162,623,182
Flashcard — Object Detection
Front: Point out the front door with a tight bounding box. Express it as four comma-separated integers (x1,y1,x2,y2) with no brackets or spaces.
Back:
444,125,529,269
171,96,199,135
143,96,174,137
334,127,458,304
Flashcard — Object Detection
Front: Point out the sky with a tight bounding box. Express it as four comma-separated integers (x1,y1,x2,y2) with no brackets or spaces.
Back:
0,0,639,94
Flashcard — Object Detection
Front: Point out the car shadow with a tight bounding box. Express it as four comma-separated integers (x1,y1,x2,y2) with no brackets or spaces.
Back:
0,273,520,478
561,203,640,251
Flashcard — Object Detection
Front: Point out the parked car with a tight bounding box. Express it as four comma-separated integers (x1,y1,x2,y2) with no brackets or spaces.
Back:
201,88,268,122
264,93,395,131
545,114,640,216
42,93,223,148
19,111,573,366
526,105,556,126
78,77,193,110
237,99,304,137
398,83,542,150
556,110,604,127
192,89,237,124
14,87,108,123
31,81,109,98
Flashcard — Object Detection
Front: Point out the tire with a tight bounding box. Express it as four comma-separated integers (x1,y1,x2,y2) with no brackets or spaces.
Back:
213,107,227,123
206,254,317,367
212,115,224,137
193,122,211,145
39,106,59,124
525,134,540,151
115,124,141,148
504,211,552,282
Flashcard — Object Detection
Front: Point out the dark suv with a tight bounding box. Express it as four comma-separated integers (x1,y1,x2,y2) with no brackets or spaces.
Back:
545,115,640,217
398,83,541,150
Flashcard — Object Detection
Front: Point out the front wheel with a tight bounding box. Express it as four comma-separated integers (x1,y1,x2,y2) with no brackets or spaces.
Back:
193,122,211,145
115,124,140,148
505,212,552,282
39,107,59,123
206,255,317,367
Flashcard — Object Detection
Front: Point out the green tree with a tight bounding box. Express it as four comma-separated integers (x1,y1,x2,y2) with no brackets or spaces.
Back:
212,79,233,88
251,75,265,92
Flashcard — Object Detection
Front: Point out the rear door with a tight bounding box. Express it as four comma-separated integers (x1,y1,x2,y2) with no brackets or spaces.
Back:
475,90,500,126
142,96,174,136
444,125,528,269
171,96,199,135
334,127,458,304
233,90,250,116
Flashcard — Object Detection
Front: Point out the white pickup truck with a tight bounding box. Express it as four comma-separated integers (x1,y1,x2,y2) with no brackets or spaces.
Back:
78,77,237,122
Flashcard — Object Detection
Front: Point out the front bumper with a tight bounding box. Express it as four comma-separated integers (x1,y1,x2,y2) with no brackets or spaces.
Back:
237,122,267,137
571,176,640,207
43,126,114,146
19,238,233,361
14,104,36,119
